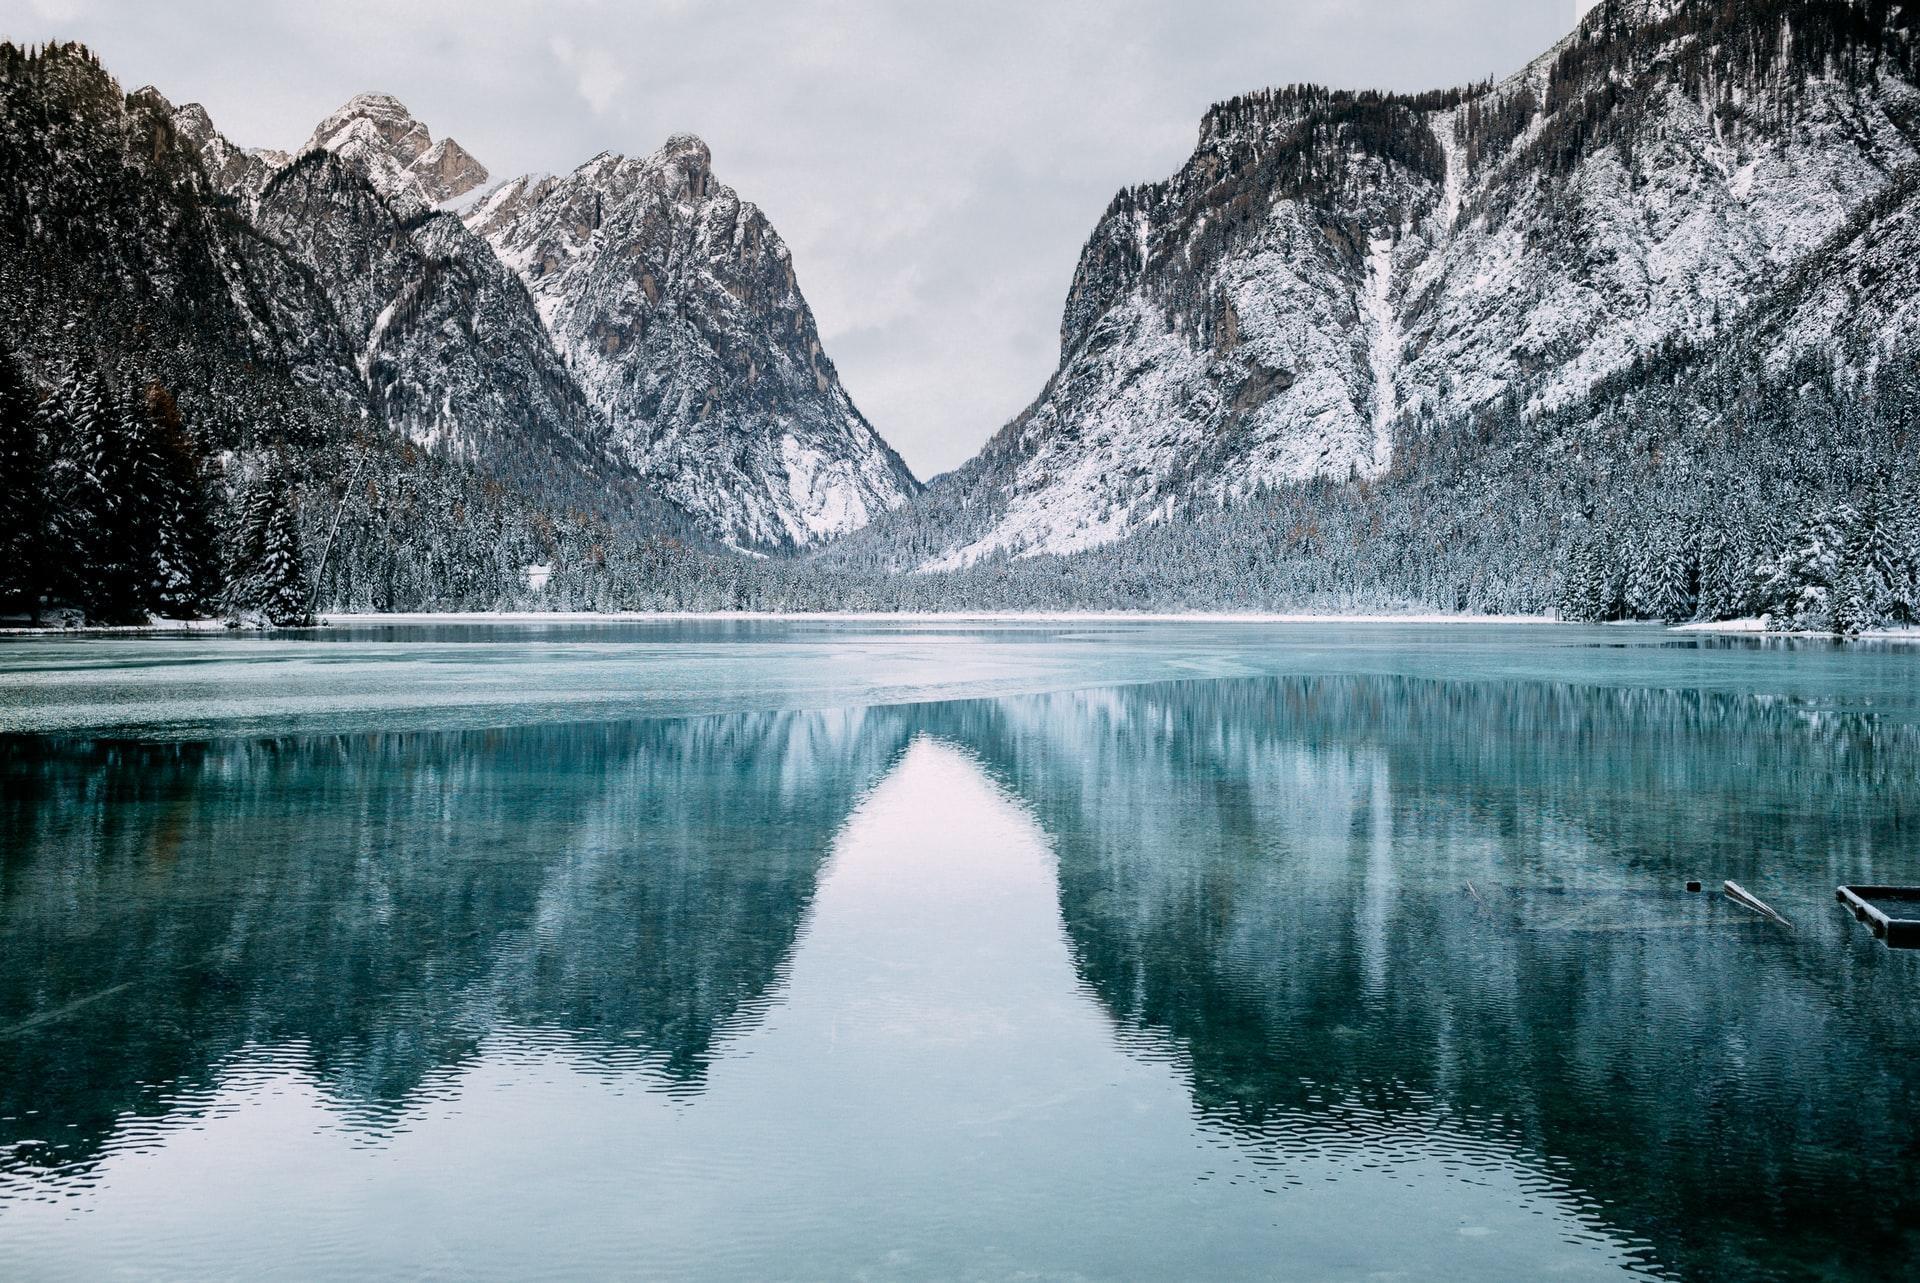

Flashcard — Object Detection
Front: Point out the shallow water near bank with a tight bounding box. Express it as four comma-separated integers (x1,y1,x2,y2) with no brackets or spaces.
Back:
1,622,1917,1280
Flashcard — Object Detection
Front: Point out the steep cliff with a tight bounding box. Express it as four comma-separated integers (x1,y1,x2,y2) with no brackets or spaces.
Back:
468,136,919,549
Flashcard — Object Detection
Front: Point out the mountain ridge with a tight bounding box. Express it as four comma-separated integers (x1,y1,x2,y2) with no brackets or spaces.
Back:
882,0,1919,571
4,7,1919,631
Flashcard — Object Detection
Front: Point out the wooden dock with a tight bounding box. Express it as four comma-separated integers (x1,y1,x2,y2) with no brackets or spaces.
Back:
1835,885,1920,949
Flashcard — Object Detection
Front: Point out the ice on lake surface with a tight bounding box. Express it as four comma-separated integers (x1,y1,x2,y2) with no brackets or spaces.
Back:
1,621,1918,1280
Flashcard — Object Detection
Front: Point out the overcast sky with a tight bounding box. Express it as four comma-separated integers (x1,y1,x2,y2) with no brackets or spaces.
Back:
13,1,1578,477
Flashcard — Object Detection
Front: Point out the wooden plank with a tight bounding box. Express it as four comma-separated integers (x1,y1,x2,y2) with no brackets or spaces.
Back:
1724,880,1792,930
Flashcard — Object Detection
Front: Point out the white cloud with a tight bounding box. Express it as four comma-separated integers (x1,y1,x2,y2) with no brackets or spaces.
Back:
549,35,627,116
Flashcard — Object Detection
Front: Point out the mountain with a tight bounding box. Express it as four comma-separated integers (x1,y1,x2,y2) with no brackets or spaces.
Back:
0,45,361,456
298,92,488,212
295,91,917,550
467,137,919,549
0,43,720,622
231,108,611,474
167,100,289,203
0,44,918,624
891,0,1919,573
5,6,1919,629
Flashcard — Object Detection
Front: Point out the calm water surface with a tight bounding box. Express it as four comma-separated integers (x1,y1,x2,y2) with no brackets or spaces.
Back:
1,621,1917,1280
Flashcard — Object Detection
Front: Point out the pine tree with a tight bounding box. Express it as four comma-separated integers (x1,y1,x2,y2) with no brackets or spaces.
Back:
1893,473,1920,623
45,366,147,623
0,339,46,615
1693,519,1746,621
1840,483,1907,628
1651,535,1698,622
128,384,215,617
1758,505,1847,633
255,498,310,625
1560,519,1624,622
225,459,310,626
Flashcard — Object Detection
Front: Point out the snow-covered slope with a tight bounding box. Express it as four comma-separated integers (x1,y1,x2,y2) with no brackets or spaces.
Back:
918,0,1920,568
165,99,287,204
1,62,699,554
467,136,918,549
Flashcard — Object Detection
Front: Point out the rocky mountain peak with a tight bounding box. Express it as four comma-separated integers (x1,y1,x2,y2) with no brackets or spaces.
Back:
163,97,288,202
299,92,488,210
658,132,711,166
903,0,1920,570
305,92,425,153
168,99,215,143
468,134,918,548
655,132,713,200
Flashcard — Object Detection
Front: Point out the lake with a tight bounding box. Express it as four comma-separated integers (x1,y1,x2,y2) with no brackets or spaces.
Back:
1,620,1917,1280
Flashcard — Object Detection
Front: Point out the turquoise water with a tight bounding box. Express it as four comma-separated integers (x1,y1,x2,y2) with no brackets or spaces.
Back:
1,622,1917,1280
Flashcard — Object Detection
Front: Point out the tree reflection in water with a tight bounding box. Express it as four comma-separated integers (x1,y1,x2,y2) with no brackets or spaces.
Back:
2,673,1917,1278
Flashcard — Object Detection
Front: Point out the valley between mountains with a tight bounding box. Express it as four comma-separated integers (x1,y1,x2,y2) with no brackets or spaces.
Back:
1,0,1917,632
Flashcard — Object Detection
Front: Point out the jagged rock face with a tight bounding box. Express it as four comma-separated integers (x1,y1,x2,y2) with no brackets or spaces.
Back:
924,0,1920,568
468,135,918,549
248,147,606,472
301,92,488,211
68,71,905,552
3,50,686,539
165,99,286,202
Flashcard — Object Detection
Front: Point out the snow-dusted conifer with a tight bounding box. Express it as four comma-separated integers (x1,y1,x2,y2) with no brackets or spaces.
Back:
0,340,45,613
45,367,151,622
1759,506,1848,633
225,459,310,626
128,384,214,617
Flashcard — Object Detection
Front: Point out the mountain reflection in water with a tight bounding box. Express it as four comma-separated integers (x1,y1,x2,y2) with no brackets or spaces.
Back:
2,674,1918,1279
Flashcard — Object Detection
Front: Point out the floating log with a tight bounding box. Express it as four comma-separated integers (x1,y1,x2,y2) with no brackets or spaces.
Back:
1836,886,1920,949
1723,880,1792,930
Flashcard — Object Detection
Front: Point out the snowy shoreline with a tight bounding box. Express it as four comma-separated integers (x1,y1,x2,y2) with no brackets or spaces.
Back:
1672,618,1920,642
320,609,1568,626
2,609,1567,635
8,611,1915,639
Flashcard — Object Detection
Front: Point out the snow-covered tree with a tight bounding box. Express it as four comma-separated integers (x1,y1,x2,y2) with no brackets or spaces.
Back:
1757,506,1849,633
43,367,154,622
127,384,215,618
0,339,44,614
225,459,311,626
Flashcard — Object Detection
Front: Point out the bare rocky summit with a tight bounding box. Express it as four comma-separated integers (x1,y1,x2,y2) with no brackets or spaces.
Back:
300,92,489,210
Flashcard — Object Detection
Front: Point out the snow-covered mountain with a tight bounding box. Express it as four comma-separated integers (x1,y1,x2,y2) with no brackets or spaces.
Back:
167,100,289,203
467,137,918,549
911,0,1920,568
277,91,915,549
299,92,488,212
149,90,618,483
158,84,912,551
6,11,1916,625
